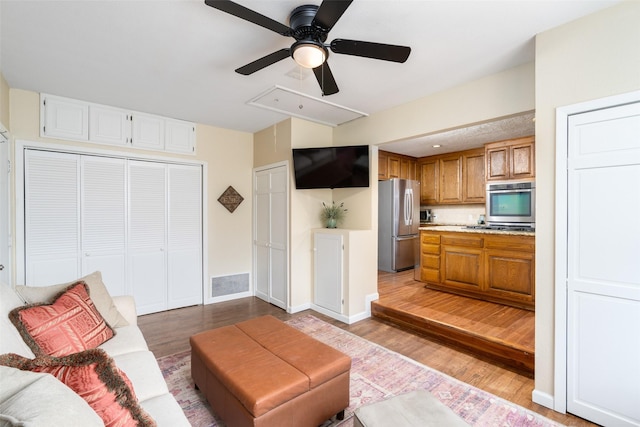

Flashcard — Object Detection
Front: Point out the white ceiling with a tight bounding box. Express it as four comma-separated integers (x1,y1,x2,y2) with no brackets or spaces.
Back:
0,0,619,156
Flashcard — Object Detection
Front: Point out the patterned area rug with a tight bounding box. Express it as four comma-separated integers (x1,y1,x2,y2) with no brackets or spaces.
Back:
157,315,563,427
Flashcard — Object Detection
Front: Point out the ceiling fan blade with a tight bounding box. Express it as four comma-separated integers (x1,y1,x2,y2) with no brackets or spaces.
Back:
235,48,290,75
330,39,411,63
312,0,353,32
312,62,339,96
204,0,292,36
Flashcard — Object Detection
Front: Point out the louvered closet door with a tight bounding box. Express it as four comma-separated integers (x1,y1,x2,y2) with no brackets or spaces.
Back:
167,164,202,309
25,150,81,285
128,160,167,315
81,156,127,296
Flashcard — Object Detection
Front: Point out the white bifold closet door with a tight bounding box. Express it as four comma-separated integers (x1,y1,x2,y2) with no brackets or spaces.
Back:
24,150,202,315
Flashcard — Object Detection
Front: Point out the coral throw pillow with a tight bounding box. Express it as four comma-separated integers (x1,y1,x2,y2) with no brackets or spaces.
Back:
9,282,114,357
0,349,156,427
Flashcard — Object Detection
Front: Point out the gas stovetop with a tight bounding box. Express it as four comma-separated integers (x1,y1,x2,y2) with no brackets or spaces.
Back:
465,225,535,232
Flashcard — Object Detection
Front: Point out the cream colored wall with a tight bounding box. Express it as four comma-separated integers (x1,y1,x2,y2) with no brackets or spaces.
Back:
0,73,9,127
8,88,254,295
534,0,640,401
333,62,535,147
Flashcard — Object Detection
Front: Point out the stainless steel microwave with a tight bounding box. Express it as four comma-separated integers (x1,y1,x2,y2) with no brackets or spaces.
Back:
485,181,535,227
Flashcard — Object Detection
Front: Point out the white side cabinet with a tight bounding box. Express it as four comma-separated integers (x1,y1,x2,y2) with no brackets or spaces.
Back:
131,113,164,150
89,104,131,146
313,231,344,315
165,118,196,154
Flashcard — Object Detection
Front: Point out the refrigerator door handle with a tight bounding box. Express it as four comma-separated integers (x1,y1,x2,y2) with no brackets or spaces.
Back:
404,188,413,225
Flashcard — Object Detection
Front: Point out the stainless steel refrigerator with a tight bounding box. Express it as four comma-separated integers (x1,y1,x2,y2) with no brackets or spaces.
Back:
378,178,420,272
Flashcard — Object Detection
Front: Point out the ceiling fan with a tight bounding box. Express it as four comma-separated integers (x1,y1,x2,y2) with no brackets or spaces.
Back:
204,0,411,96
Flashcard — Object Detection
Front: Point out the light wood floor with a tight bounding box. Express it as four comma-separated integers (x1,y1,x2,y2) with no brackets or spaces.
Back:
139,284,596,427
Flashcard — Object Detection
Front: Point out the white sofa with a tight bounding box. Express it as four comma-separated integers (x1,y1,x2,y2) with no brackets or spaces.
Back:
0,277,190,427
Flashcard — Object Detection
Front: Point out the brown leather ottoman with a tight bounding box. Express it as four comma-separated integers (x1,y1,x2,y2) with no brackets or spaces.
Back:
190,315,351,427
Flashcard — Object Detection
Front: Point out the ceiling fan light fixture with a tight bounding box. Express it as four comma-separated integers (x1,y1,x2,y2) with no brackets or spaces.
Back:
292,40,327,69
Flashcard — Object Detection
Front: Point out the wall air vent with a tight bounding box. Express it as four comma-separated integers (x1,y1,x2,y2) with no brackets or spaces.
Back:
247,85,368,127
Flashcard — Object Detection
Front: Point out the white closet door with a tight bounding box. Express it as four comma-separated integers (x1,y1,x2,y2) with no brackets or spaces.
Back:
167,164,202,309
25,150,81,285
253,165,288,309
254,169,270,302
566,102,640,426
128,160,167,315
81,156,127,296
268,167,288,309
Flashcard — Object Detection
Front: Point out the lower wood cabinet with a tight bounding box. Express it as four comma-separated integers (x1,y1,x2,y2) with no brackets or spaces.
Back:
420,230,535,310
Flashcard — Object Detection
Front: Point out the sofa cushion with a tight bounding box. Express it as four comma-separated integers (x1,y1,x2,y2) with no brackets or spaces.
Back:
0,284,34,358
112,351,169,403
99,325,149,357
0,365,104,427
16,271,129,328
9,282,114,357
0,349,156,427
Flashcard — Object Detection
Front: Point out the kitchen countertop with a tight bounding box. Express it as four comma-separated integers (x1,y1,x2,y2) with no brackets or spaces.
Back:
419,224,535,236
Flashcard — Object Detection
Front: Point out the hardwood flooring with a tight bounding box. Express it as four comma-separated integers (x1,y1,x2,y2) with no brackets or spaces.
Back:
139,275,596,427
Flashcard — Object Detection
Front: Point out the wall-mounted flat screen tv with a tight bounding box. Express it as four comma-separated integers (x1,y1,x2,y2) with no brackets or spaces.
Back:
292,145,370,189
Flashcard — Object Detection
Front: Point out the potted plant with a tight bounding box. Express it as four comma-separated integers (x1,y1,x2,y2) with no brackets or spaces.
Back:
321,201,347,228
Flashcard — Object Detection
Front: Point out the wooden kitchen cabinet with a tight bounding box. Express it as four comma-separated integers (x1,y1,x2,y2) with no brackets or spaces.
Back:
418,148,484,205
378,150,417,180
439,154,463,204
419,159,439,205
462,148,486,203
419,229,535,310
486,136,535,181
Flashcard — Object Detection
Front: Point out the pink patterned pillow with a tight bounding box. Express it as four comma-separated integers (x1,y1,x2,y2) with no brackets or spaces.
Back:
9,282,114,357
0,349,156,427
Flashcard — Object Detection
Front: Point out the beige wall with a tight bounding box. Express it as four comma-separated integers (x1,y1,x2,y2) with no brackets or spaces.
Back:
0,73,9,128
8,88,254,297
333,62,535,147
534,0,640,401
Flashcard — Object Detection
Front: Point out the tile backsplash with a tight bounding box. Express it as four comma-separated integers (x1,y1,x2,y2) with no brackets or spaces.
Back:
424,204,486,225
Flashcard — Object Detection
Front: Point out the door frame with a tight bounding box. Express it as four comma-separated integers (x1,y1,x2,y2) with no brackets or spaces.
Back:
0,126,11,285
252,161,290,310
13,139,208,302
554,89,640,413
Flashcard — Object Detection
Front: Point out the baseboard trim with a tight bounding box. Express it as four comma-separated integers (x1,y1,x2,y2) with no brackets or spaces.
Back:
532,389,556,411
288,302,311,314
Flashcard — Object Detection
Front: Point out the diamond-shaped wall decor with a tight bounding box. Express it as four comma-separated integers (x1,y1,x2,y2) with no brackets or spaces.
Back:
218,186,244,213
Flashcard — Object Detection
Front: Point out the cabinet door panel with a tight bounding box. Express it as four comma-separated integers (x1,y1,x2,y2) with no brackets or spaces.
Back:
419,160,439,204
131,113,164,150
511,143,535,178
486,147,509,180
89,105,130,146
442,247,483,289
439,156,462,203
41,95,88,141
165,119,195,154
314,233,343,314
388,157,400,178
463,152,485,203
485,249,534,303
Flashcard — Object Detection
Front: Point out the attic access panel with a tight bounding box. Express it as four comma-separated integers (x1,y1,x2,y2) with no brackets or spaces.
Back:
248,85,367,127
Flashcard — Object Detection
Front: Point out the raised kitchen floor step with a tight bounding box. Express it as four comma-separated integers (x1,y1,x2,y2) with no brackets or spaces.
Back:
374,270,534,376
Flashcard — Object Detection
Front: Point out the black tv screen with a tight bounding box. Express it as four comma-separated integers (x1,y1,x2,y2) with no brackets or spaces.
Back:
292,145,370,189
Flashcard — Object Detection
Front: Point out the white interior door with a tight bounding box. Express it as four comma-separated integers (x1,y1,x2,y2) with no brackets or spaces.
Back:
128,160,167,315
81,156,127,296
24,150,81,285
566,101,640,426
253,164,288,309
0,133,10,285
167,164,202,309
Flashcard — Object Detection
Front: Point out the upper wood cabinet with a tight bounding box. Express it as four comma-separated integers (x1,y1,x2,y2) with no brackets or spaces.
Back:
485,136,535,181
378,150,417,181
418,148,485,205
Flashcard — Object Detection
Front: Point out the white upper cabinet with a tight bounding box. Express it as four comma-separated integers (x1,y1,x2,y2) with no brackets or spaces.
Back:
89,104,131,146
165,118,196,154
40,94,89,141
41,93,196,154
131,112,164,151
